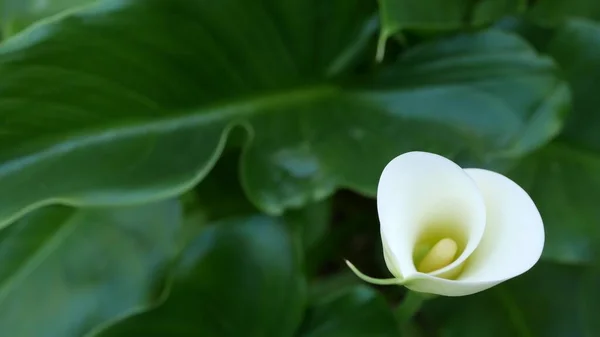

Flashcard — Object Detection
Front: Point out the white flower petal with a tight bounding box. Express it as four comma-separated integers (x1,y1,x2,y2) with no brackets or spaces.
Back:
377,152,487,279
401,168,544,296
403,274,498,296
459,169,544,283
382,236,403,278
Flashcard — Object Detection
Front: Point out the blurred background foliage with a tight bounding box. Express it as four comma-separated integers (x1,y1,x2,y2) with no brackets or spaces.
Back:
0,0,599,336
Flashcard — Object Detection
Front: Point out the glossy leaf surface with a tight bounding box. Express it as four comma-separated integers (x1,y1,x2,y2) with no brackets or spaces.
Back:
377,0,525,57
509,19,600,264
298,285,399,337
98,215,306,337
0,200,181,337
528,0,600,25
422,263,598,337
0,0,97,38
0,0,566,227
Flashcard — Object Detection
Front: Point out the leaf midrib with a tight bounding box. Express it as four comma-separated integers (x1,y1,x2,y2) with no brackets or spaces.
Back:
0,84,340,176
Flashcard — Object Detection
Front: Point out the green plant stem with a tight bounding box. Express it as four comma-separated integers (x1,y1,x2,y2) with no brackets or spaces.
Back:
395,291,429,325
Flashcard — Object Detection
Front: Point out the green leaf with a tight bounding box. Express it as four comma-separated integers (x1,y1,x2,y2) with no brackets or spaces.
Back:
285,199,331,252
192,150,258,221
528,0,600,26
285,199,332,276
471,0,526,26
97,215,306,337
0,0,566,228
507,19,600,264
509,144,600,264
377,0,525,58
0,200,182,337
548,19,600,150
582,267,600,335
379,0,471,33
0,0,96,20
297,285,399,337
0,0,96,39
494,16,556,52
421,262,599,337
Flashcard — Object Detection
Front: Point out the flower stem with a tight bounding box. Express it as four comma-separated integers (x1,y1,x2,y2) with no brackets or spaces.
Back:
395,291,432,325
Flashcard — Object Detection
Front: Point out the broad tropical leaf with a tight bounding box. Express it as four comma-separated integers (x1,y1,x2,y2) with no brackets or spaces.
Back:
0,200,181,337
0,0,97,39
528,0,600,25
508,19,600,264
0,0,567,229
377,0,525,58
298,285,399,337
509,144,600,263
97,215,305,337
422,263,599,337
548,19,600,150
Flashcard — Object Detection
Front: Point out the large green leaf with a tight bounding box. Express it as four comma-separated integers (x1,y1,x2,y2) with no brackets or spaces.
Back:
0,200,181,337
509,144,600,263
469,0,526,26
192,150,258,221
297,285,399,337
548,19,600,150
193,149,331,267
378,0,471,34
285,199,331,252
0,0,566,228
582,267,600,334
421,262,599,337
377,0,525,57
97,215,306,337
494,16,556,52
0,0,97,38
507,19,600,264
528,0,600,26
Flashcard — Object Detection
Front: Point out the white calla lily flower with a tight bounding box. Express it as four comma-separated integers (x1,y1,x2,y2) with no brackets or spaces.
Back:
346,151,544,297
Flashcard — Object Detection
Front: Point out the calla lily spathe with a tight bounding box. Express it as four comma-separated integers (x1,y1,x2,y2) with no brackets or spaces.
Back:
346,151,544,297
